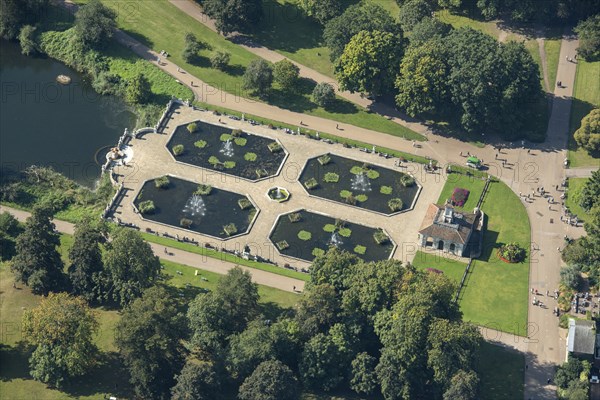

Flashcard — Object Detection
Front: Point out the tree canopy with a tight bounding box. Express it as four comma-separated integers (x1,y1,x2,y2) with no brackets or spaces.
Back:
23,293,98,387
311,82,335,108
575,14,600,60
68,218,106,302
171,361,223,400
398,0,433,32
239,360,300,400
574,108,600,153
74,0,117,48
203,0,263,35
298,0,343,25
0,0,50,40
242,59,273,97
273,59,300,90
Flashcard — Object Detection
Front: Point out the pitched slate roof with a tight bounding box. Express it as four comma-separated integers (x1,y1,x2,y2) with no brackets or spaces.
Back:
418,204,478,244
568,319,596,355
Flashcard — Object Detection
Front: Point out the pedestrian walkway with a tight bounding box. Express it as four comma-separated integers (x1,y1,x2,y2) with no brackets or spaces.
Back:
0,205,305,293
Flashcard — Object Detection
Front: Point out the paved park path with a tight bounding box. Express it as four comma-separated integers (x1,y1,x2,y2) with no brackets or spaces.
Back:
0,205,305,293
56,3,599,397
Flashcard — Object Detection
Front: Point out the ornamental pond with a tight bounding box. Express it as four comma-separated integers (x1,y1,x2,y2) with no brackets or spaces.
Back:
133,176,257,239
299,153,420,215
167,120,286,180
269,209,395,263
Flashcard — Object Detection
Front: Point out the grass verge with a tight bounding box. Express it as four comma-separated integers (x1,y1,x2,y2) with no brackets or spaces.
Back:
565,177,590,221
476,342,524,400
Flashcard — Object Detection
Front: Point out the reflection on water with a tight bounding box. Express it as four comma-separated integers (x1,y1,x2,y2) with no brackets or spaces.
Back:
0,40,135,186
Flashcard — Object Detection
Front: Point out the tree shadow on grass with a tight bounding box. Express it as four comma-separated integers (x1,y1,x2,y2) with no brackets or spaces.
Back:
225,64,245,77
0,342,32,381
266,77,318,113
324,97,360,115
259,301,293,321
478,230,501,263
61,352,133,399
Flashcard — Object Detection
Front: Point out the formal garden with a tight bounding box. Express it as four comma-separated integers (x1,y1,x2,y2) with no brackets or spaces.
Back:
133,176,257,239
299,153,420,214
167,120,286,180
269,209,394,263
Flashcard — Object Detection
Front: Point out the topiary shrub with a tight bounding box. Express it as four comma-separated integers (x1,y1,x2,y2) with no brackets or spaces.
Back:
366,169,379,179
355,194,368,202
154,175,170,189
231,129,242,137
288,212,302,223
268,142,282,153
400,174,415,187
187,122,198,133
388,198,403,212
172,144,185,156
318,154,331,165
195,184,212,196
194,140,207,148
498,242,526,263
223,223,238,236
276,240,289,251
323,172,339,183
312,248,325,257
256,168,269,179
380,186,393,195
234,137,247,146
304,178,319,190
208,156,221,165
223,161,236,169
244,152,257,161
138,200,155,214
238,198,252,210
373,230,389,245
350,166,364,175
298,230,312,241
180,218,193,228
354,245,366,255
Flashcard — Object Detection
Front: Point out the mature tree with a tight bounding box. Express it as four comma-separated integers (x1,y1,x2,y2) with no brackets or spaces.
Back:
575,14,600,60
0,212,21,261
227,319,275,380
443,369,479,400
579,169,600,211
295,283,340,338
203,0,263,35
22,293,98,387
555,357,590,389
409,17,452,46
574,109,600,153
299,332,347,391
497,40,543,138
350,352,378,395
298,0,343,25
335,30,403,96
311,82,335,107
323,3,401,60
399,0,433,32
395,39,450,117
310,246,360,292
238,360,300,400
171,360,223,400
102,228,161,307
188,267,259,351
242,59,273,97
427,319,481,389
18,25,37,55
560,264,583,290
210,51,231,70
11,206,64,294
268,318,303,369
182,32,203,64
273,59,300,90
0,0,50,40
74,0,117,48
125,74,152,105
115,286,186,399
68,218,106,303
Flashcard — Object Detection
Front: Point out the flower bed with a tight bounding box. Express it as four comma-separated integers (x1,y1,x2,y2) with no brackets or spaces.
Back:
497,242,526,263
451,188,470,207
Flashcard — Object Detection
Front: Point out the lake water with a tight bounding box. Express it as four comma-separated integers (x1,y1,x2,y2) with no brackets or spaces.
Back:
0,40,136,186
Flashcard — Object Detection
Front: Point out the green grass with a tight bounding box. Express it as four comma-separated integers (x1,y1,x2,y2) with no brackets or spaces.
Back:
139,232,310,281
77,0,423,141
435,11,501,39
412,251,467,283
460,181,531,333
476,342,524,400
525,39,546,91
436,174,487,211
544,38,561,89
568,59,600,167
565,177,590,221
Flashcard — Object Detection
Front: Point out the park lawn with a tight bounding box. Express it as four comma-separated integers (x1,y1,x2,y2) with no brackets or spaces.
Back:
544,37,561,90
476,342,525,400
436,174,487,211
565,177,590,221
77,0,422,140
412,251,467,283
435,11,501,38
460,181,531,333
568,59,600,167
140,232,310,281
369,0,400,19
